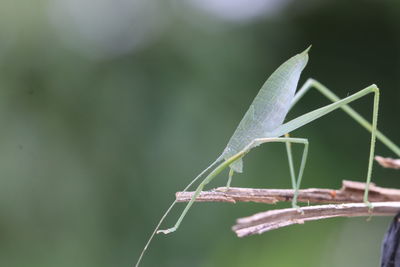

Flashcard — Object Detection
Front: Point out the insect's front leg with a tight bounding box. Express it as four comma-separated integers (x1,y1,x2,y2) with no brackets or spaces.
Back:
246,136,310,210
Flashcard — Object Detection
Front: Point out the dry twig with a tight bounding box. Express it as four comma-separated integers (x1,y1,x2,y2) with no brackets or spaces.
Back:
375,156,400,169
232,202,400,237
176,180,400,236
176,180,400,204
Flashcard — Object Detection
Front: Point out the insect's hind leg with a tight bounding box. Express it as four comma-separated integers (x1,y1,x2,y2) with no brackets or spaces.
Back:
293,80,389,207
253,136,309,209
277,84,380,208
291,78,400,157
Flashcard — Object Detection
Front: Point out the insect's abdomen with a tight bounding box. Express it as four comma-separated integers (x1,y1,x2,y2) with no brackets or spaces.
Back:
221,49,309,172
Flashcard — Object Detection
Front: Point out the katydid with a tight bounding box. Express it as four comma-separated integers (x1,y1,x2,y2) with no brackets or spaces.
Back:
135,47,400,267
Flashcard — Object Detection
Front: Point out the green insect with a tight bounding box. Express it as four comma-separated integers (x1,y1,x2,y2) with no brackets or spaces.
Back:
135,47,400,267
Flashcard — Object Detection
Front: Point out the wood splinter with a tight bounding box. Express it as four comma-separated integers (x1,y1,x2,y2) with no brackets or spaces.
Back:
375,156,400,169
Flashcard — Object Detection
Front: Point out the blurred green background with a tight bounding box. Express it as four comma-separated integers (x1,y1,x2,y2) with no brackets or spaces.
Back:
0,0,399,266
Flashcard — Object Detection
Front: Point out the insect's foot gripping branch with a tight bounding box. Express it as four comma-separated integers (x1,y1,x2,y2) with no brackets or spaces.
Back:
292,204,305,215
364,200,374,211
219,187,230,192
363,182,374,211
157,227,176,234
364,201,374,221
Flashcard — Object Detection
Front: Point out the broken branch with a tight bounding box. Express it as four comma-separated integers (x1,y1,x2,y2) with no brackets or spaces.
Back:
375,156,400,169
232,202,400,237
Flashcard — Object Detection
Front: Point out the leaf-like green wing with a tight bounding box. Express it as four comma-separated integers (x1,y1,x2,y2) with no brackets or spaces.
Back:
221,48,310,173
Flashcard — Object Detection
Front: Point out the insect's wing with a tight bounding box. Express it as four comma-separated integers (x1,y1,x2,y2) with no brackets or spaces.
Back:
221,48,310,172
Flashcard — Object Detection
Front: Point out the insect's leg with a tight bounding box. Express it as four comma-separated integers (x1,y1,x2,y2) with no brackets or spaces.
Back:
225,168,234,189
157,150,246,234
291,79,400,157
275,84,380,207
292,138,309,209
158,136,309,235
364,87,379,208
253,137,309,209
284,133,297,193
157,179,207,234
